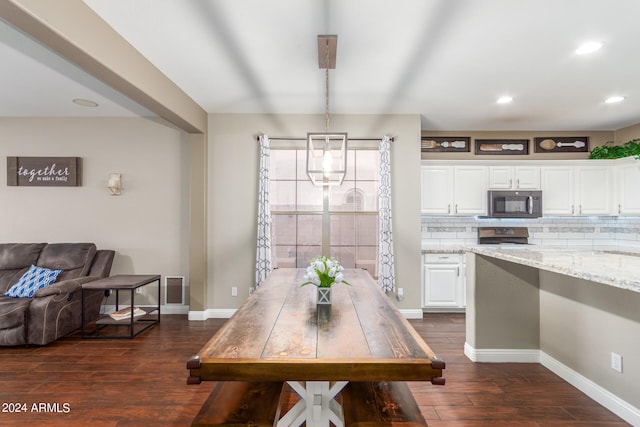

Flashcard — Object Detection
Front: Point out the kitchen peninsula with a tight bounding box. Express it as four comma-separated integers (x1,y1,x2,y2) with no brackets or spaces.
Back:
464,246,640,425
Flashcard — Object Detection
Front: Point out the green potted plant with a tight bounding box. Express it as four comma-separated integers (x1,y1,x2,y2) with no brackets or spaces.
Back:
589,138,640,159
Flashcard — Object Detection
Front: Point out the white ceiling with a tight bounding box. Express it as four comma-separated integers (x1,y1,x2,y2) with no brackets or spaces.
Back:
3,0,640,131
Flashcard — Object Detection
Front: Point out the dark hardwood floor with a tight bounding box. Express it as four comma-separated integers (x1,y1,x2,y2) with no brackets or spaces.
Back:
0,313,629,426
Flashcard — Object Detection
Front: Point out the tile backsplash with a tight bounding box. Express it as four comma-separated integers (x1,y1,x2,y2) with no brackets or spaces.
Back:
421,216,640,248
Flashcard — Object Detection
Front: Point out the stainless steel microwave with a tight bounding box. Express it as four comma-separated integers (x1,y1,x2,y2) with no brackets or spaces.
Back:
488,190,542,218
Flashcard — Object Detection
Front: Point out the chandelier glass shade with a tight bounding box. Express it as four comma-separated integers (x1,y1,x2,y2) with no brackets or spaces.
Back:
306,132,347,186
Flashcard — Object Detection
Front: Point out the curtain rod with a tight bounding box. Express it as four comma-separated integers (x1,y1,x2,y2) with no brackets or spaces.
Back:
256,136,394,142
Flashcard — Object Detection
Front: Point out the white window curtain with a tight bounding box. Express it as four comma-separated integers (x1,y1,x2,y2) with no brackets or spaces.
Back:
255,135,272,287
377,135,395,293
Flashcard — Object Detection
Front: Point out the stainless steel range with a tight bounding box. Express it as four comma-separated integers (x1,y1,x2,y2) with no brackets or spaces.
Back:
477,226,530,245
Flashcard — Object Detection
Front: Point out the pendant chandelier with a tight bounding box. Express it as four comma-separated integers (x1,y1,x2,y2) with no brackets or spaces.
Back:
306,35,347,186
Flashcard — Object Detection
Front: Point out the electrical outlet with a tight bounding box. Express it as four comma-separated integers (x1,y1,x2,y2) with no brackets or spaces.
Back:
397,288,404,301
611,352,623,373
249,287,255,295
231,286,238,297
135,287,143,294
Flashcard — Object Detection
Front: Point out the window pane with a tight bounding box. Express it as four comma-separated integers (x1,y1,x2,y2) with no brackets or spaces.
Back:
274,246,296,268
355,150,380,181
355,181,378,211
272,214,296,245
356,246,377,276
330,214,355,246
328,181,357,211
343,150,357,181
271,150,297,180
356,215,378,246
271,181,295,211
297,180,323,211
297,246,322,267
330,246,355,268
297,215,322,245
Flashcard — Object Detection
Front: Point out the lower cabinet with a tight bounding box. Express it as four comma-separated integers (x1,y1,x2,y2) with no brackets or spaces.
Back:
422,253,466,311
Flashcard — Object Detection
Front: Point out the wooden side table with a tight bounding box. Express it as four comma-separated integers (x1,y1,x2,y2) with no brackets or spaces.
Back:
81,274,161,338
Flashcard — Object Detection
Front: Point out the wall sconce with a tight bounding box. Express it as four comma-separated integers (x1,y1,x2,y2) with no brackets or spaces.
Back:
107,173,123,195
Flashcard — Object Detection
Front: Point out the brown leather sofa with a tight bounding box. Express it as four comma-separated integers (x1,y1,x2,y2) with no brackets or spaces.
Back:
0,243,115,346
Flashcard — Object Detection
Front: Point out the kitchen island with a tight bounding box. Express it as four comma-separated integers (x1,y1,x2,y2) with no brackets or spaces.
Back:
464,246,640,425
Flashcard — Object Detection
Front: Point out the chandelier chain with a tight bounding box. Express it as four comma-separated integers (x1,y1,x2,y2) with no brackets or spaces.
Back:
325,39,330,132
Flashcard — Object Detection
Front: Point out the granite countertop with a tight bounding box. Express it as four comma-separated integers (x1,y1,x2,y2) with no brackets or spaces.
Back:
465,246,640,294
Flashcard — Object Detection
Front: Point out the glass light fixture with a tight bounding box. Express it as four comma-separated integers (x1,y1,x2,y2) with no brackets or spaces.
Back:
306,35,347,186
306,132,347,185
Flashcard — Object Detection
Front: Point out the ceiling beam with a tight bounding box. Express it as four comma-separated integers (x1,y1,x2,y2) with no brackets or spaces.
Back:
0,0,207,134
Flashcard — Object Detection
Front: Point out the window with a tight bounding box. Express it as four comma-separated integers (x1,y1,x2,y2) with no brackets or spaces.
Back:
270,148,379,276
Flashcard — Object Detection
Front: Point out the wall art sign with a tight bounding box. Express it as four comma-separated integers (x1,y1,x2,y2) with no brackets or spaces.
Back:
7,157,82,187
534,136,589,153
475,139,529,155
421,136,470,152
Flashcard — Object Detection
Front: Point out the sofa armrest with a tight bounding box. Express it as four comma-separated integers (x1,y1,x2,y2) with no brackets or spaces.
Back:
33,276,100,298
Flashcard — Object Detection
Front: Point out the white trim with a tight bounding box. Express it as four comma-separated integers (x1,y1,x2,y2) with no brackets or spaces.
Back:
103,304,188,315
463,344,640,426
399,309,424,319
540,352,640,427
188,309,237,320
464,342,540,363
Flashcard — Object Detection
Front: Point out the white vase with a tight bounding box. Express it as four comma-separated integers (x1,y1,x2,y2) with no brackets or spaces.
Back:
317,287,332,305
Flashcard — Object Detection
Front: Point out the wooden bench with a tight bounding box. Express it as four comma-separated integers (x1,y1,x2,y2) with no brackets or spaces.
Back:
190,381,284,427
340,381,428,427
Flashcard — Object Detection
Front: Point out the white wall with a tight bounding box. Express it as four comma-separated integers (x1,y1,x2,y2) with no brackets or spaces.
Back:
207,113,422,312
0,117,190,305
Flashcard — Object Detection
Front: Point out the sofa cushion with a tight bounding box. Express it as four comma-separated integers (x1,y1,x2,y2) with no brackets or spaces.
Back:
37,243,96,281
4,265,63,298
0,243,46,270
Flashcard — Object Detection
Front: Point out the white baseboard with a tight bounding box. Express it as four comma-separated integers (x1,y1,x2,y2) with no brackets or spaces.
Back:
463,342,540,363
463,343,640,426
399,309,424,319
539,351,640,427
188,309,237,320
188,308,421,320
102,304,188,315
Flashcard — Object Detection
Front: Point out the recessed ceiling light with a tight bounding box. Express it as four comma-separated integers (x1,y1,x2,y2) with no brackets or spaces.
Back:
605,96,625,104
496,96,513,104
72,98,99,107
575,42,602,55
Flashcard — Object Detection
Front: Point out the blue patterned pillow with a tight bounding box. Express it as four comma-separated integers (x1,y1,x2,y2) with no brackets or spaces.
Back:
4,265,64,298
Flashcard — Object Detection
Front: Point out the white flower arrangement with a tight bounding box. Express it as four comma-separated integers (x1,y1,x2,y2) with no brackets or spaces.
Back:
301,256,351,288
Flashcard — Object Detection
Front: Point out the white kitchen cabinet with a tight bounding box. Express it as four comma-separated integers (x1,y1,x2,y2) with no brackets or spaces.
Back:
422,253,465,310
617,158,640,215
421,164,488,215
541,165,611,215
489,166,540,189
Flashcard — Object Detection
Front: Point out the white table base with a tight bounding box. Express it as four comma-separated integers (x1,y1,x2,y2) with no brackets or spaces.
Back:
277,381,348,427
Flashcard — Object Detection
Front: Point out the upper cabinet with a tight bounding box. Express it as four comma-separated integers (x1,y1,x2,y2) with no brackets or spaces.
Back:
422,159,628,217
421,164,488,215
617,158,640,215
489,166,540,189
540,165,612,216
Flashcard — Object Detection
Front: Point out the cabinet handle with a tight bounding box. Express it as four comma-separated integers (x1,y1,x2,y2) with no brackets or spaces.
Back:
619,204,622,214
579,205,582,214
509,179,513,188
447,204,451,214
516,179,520,188
456,267,460,277
571,205,574,215
455,204,458,214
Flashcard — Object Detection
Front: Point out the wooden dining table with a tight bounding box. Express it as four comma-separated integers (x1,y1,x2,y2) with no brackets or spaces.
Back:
187,268,445,427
